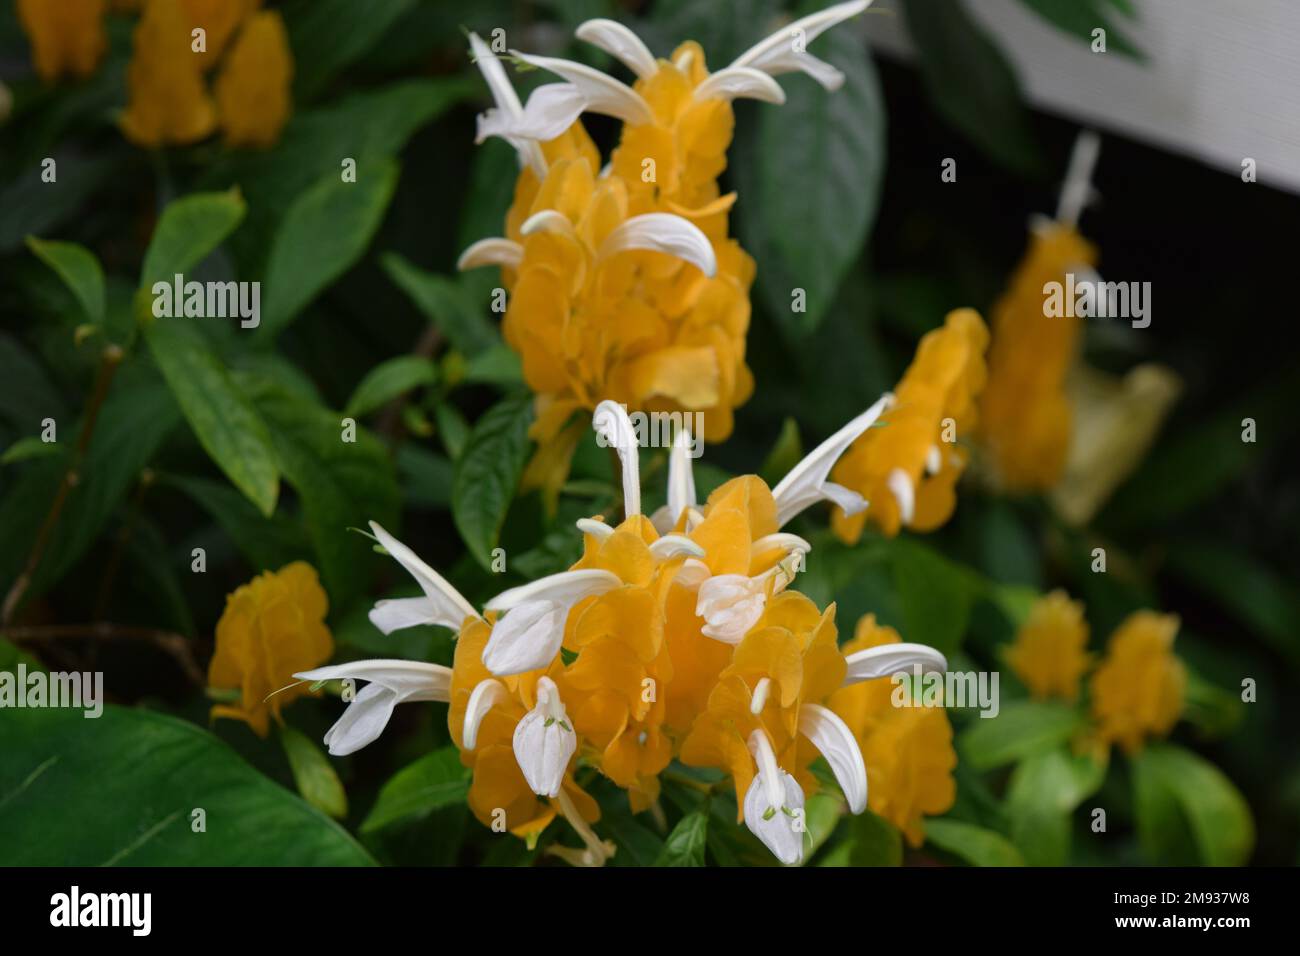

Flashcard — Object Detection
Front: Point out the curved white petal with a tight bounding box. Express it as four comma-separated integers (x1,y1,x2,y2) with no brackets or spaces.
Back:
925,444,942,475
369,596,439,635
674,557,713,589
843,642,948,685
730,0,871,90
597,213,717,278
697,574,766,644
485,568,622,612
799,703,867,814
694,66,787,104
321,682,399,756
513,677,576,796
751,676,772,714
887,467,915,526
744,730,805,865
295,660,453,701
462,678,507,750
650,534,706,559
750,532,812,561
469,33,547,178
771,392,892,527
511,50,654,126
520,209,575,237
592,400,642,516
457,237,523,272
369,522,479,629
575,18,658,79
482,599,567,677
576,517,616,539
506,82,587,141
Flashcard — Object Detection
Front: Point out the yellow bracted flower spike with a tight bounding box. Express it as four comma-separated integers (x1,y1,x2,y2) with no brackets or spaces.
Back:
215,10,294,148
830,308,989,543
120,0,218,147
298,398,949,866
1090,610,1186,755
208,562,334,737
16,0,107,83
1005,589,1092,702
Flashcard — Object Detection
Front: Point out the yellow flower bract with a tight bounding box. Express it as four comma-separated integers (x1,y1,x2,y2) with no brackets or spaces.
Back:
17,0,107,83
1090,610,1185,755
1006,590,1092,702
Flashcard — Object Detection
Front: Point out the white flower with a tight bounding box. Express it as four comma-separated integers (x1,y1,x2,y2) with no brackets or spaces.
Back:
743,729,807,864
512,676,576,797
728,0,872,92
482,569,621,676
366,521,480,635
842,642,948,685
294,660,452,756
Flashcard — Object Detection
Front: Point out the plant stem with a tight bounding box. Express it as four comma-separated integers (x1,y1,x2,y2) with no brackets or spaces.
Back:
2,623,204,686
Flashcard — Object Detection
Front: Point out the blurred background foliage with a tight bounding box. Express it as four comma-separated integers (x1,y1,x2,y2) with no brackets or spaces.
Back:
1,0,1296,867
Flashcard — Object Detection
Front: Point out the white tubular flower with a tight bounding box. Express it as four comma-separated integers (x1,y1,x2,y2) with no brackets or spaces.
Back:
593,400,643,517
461,678,508,750
574,18,658,80
798,703,867,813
520,208,577,238
650,427,698,534
482,569,621,676
511,49,654,126
696,573,768,643
692,65,786,104
550,787,618,867
729,0,872,92
368,521,480,635
771,392,893,527
512,676,576,797
743,729,806,865
294,660,452,756
843,643,948,685
456,237,523,272
887,467,915,526
597,212,718,277
467,33,550,179
575,517,616,540
649,534,706,560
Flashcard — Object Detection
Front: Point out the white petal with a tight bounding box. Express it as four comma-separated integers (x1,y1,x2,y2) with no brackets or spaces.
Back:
469,33,546,178
369,522,479,629
674,557,713,589
730,0,871,90
751,676,772,714
575,18,658,79
843,643,948,685
511,50,654,126
368,596,439,635
771,392,892,527
925,444,942,475
576,517,616,539
520,209,575,237
485,567,622,612
295,660,453,701
592,400,642,516
693,66,786,104
512,677,576,796
511,82,587,141
799,703,867,814
457,237,523,272
597,213,717,278
320,682,399,756
744,730,806,865
462,678,507,750
697,574,766,644
482,600,567,677
887,467,915,525
650,534,706,559
750,532,812,561
667,427,697,525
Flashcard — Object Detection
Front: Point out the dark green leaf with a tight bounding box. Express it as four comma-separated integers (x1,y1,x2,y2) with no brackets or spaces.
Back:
345,356,439,419
1132,742,1254,866
452,393,533,569
655,807,709,865
279,724,349,819
1006,746,1107,865
382,253,499,357
1017,0,1144,60
285,0,418,101
924,818,1025,866
958,699,1085,770
140,189,247,288
26,237,104,325
361,747,469,833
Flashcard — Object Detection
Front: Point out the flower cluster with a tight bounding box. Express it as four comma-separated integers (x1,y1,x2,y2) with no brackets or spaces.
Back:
457,2,872,491
300,400,949,865
1006,590,1186,754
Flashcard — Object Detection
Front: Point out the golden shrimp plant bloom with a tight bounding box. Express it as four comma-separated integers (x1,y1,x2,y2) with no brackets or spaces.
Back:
458,2,873,488
1090,610,1186,754
299,399,948,865
830,307,989,542
16,0,107,83
208,562,334,737
1005,589,1092,702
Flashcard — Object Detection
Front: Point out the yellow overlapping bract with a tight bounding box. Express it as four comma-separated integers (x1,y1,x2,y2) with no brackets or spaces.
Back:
208,562,334,737
17,0,107,83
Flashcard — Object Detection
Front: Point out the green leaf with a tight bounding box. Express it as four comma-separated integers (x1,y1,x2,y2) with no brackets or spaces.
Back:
1017,0,1144,60
261,157,400,337
344,356,439,419
0,435,59,467
462,345,523,388
452,393,533,569
397,443,454,510
247,378,400,610
0,705,374,865
1006,746,1107,865
958,699,1085,770
26,237,105,325
655,807,709,866
758,417,802,487
382,253,499,357
279,724,348,819
736,28,884,337
145,317,279,516
924,818,1025,866
285,0,418,101
361,747,470,834
890,539,973,657
1132,743,1254,866
903,0,1042,175
140,189,247,288
846,809,903,866
646,0,779,66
